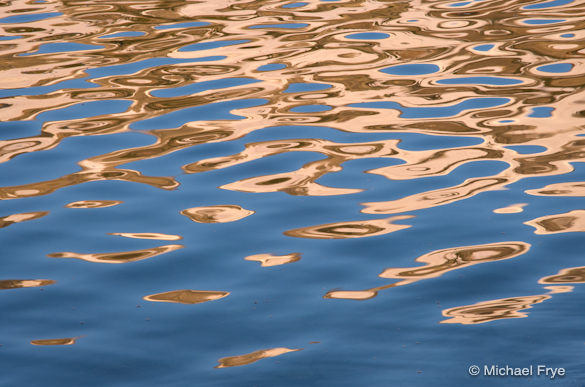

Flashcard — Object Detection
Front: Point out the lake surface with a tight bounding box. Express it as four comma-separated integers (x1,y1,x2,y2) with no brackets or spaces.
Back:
1,0,585,386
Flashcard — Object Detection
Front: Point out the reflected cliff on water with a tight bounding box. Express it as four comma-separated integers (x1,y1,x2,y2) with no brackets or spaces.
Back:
1,0,585,382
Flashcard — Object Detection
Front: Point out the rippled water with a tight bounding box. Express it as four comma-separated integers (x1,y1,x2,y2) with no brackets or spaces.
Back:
1,0,585,385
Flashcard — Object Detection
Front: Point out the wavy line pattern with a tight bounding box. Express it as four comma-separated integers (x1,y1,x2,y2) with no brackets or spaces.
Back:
1,0,585,383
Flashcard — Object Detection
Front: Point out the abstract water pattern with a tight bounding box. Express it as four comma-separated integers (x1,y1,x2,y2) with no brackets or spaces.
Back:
1,0,585,385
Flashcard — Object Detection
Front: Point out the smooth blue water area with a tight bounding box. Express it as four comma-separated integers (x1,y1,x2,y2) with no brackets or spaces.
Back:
380,63,440,76
524,19,565,24
256,63,287,71
0,78,96,98
528,106,554,118
436,77,522,86
474,44,494,51
0,12,62,24
450,2,471,6
348,97,510,119
179,39,251,52
537,63,573,73
86,56,225,78
523,0,572,9
130,99,268,130
99,32,146,38
289,105,332,113
282,2,308,7
0,120,41,141
284,83,331,93
560,33,575,37
504,145,547,154
248,23,308,29
36,100,133,123
345,32,390,40
151,78,261,98
154,22,210,30
19,42,104,56
0,35,22,40
500,119,514,123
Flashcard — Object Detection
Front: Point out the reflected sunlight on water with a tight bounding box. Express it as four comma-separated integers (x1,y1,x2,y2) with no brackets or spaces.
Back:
1,0,585,385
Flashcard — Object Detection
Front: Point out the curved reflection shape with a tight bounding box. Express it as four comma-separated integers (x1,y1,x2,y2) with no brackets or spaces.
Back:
0,211,48,228
215,347,302,368
325,242,530,301
379,241,530,280
539,266,585,284
493,203,527,214
0,279,55,289
525,210,585,234
31,337,77,346
143,290,229,304
65,200,122,208
109,232,183,241
441,294,551,325
47,245,184,264
362,178,507,214
244,253,301,267
285,215,413,239
527,182,585,197
324,290,380,300
180,205,254,223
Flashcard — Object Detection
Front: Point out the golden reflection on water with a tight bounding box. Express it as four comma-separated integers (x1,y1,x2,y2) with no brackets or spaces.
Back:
325,241,530,300
0,211,48,228
540,266,585,284
244,252,301,267
493,203,527,214
525,209,585,234
1,0,585,354
30,337,77,346
109,232,183,241
180,205,254,223
215,347,302,368
47,244,184,264
441,294,552,325
285,215,413,239
143,290,229,304
65,200,122,208
0,279,55,289
441,285,573,325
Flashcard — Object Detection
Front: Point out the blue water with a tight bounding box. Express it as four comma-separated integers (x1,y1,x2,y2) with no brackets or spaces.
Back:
537,63,573,73
345,32,391,40
1,1,584,386
380,64,441,76
282,2,309,8
0,12,62,23
284,83,331,93
256,63,287,71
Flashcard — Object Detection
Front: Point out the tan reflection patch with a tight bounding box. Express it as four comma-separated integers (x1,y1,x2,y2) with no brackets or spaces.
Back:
48,244,184,264
143,290,229,304
216,347,302,368
244,253,301,267
180,205,254,223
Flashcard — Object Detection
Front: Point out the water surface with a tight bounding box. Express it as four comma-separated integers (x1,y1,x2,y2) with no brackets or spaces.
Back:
1,0,585,386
